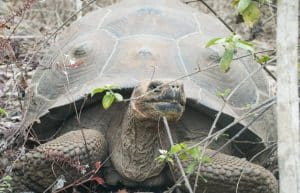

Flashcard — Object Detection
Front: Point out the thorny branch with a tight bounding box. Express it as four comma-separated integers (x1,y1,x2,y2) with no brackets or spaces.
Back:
163,117,194,193
212,101,275,158
162,100,276,192
185,0,277,81
188,96,276,150
0,0,37,29
192,56,276,192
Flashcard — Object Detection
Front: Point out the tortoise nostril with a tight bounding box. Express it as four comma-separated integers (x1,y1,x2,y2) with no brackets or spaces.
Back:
171,84,180,90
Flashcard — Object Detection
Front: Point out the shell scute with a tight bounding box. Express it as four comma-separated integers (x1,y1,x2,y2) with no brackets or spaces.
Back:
36,30,117,100
101,6,198,39
100,36,187,81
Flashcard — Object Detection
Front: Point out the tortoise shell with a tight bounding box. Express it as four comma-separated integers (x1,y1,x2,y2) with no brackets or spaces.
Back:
22,0,276,146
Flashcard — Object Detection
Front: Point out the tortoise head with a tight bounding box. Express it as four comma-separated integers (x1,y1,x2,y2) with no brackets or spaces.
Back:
130,80,186,121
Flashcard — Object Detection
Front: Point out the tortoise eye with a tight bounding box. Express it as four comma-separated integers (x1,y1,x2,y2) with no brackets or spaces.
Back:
73,44,87,57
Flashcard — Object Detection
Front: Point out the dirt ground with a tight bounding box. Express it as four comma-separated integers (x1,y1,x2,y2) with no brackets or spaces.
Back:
0,0,277,191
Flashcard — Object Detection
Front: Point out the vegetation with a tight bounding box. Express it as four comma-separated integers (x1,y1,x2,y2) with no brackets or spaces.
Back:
0,175,12,193
206,34,254,72
91,85,123,109
0,108,7,117
156,143,212,175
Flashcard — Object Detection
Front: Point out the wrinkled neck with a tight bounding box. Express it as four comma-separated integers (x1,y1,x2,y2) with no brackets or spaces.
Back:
111,103,170,181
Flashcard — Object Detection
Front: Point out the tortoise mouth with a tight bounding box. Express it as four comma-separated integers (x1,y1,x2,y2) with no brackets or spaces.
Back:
153,101,184,113
145,99,185,120
147,99,185,106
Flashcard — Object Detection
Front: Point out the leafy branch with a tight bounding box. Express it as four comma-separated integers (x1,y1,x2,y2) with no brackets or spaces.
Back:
256,54,271,64
216,88,232,100
156,143,212,175
232,0,262,27
91,85,123,109
206,34,254,72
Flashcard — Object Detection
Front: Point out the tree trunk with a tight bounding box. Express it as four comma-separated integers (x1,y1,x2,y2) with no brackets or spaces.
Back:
276,0,300,193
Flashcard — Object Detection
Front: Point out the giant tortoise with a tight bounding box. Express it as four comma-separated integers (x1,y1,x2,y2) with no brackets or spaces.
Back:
8,0,277,192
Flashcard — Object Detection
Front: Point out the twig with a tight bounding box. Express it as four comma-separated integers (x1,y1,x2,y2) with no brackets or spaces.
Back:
185,0,234,33
253,53,277,81
185,0,277,80
234,49,277,80
193,100,226,192
122,63,219,102
227,57,277,100
253,0,277,9
163,117,194,193
164,176,185,193
0,35,43,39
192,56,276,191
233,49,275,61
235,143,277,193
59,45,93,167
0,0,37,29
23,0,97,70
76,0,83,19
211,100,275,157
187,96,276,150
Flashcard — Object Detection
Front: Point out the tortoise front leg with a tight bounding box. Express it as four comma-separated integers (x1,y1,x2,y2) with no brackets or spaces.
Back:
10,129,107,193
170,144,278,193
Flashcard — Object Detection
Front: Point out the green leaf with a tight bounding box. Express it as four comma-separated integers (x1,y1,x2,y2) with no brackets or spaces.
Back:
114,93,123,102
172,143,187,154
91,88,105,97
231,0,240,7
170,143,184,154
102,93,115,109
179,152,188,161
241,2,261,27
186,162,196,174
205,37,224,48
236,40,254,52
220,48,234,72
216,88,231,98
0,108,7,117
187,147,201,161
237,0,251,13
202,155,213,164
256,54,270,64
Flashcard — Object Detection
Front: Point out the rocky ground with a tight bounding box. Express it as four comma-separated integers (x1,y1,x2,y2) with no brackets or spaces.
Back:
0,0,277,191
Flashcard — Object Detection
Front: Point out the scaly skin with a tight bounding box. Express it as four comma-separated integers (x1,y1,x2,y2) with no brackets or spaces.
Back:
10,129,106,192
171,144,278,193
8,81,278,193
